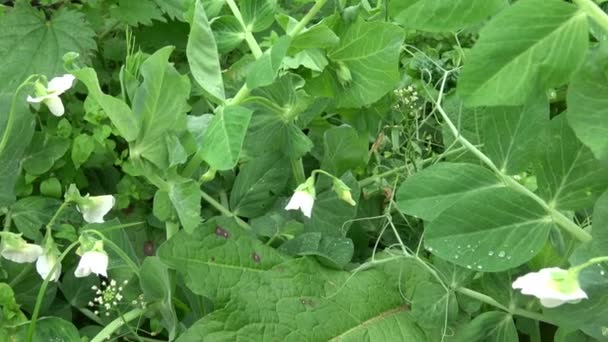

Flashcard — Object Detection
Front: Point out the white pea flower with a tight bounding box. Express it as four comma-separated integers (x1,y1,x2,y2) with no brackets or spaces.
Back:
512,267,588,308
0,232,43,263
285,176,316,218
36,248,62,282
75,250,109,278
77,195,116,224
26,74,76,117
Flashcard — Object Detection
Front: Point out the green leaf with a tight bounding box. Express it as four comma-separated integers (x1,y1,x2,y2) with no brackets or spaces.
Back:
0,3,96,92
328,20,404,108
167,178,202,234
0,87,35,207
11,317,80,341
535,115,608,210
425,187,553,272
22,133,70,176
246,35,291,89
410,281,458,329
110,0,165,26
321,125,368,176
457,0,588,106
212,16,245,54
187,0,225,101
132,46,191,169
567,45,608,163
140,257,178,340
158,217,287,305
391,0,507,32
230,153,290,218
71,68,139,142
278,232,354,269
454,311,518,342
11,197,61,240
240,0,277,32
153,0,188,21
71,133,95,169
284,49,329,73
199,105,252,170
396,163,504,221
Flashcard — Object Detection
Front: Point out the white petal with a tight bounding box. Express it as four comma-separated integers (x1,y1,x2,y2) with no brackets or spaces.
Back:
75,251,108,278
36,253,61,282
27,94,50,104
1,244,43,263
513,267,588,308
78,195,116,223
539,297,567,308
44,96,65,116
285,191,315,218
47,74,75,94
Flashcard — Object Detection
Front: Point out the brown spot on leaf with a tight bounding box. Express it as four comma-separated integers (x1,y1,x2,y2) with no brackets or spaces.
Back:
215,226,230,239
143,241,155,256
252,252,261,263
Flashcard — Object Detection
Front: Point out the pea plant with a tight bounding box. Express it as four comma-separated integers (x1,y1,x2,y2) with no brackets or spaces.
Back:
1,0,608,340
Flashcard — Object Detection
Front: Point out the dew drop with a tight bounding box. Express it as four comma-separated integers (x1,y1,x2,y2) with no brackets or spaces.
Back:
488,251,494,256
466,265,472,269
454,255,459,259
506,255,512,260
498,251,506,258
601,270,606,276
477,265,483,270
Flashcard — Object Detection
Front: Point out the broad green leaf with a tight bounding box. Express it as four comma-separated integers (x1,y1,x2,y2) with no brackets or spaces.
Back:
240,0,277,32
0,87,35,207
167,178,202,234
396,163,504,221
305,173,360,237
153,0,188,21
71,68,139,142
426,187,553,272
284,49,329,73
391,0,507,32
110,0,165,26
71,133,95,169
59,269,99,308
22,133,70,176
187,0,225,101
159,217,287,305
482,97,549,174
321,125,368,176
212,16,245,54
140,257,178,340
457,0,588,106
246,35,291,89
535,115,608,210
567,45,608,163
243,74,314,158
278,232,354,269
199,105,252,170
230,153,290,218
328,20,404,108
276,15,340,49
11,197,61,240
410,281,458,329
3,261,57,313
454,311,518,342
132,46,191,169
0,3,96,92
11,317,80,341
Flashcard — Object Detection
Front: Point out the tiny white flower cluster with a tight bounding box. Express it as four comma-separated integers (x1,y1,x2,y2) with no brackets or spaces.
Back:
393,85,423,114
89,279,129,316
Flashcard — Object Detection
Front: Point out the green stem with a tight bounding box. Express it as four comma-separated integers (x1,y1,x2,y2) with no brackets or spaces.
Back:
571,255,608,274
8,264,33,287
182,149,204,178
200,190,251,230
3,211,11,232
165,221,179,240
455,287,556,325
228,83,251,106
289,0,328,37
575,0,608,32
26,241,80,342
90,308,145,342
291,158,306,184
45,201,69,235
0,75,38,156
225,0,263,58
434,73,591,243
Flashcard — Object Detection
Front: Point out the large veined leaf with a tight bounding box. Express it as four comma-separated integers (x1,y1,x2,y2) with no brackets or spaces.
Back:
457,0,588,107
167,177,202,234
328,20,404,108
0,87,35,208
160,217,426,341
212,16,245,54
278,232,354,269
140,257,178,340
199,105,252,170
535,115,608,210
240,0,277,32
391,0,507,32
0,3,96,93
425,187,553,272
246,35,291,89
131,46,191,169
10,317,80,341
567,45,608,163
396,163,504,221
454,311,518,342
187,0,225,101
321,125,368,176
